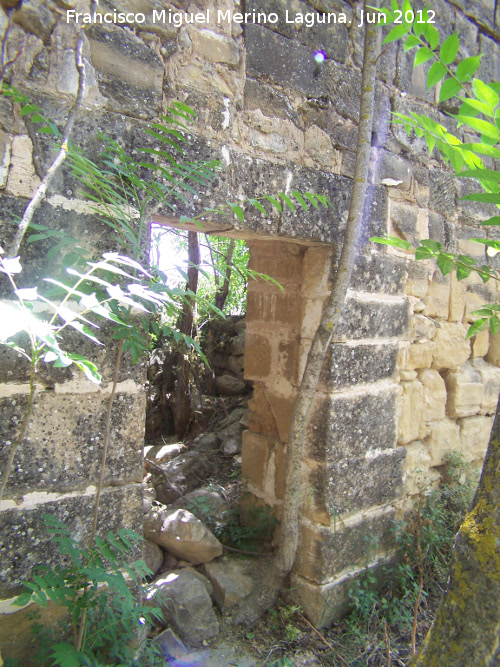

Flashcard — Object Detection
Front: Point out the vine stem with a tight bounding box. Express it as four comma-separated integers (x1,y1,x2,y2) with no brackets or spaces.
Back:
89,339,124,545
0,352,36,506
7,0,98,258
232,1,380,626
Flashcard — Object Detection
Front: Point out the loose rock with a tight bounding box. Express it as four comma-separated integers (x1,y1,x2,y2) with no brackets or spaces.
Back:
148,570,219,646
144,508,223,564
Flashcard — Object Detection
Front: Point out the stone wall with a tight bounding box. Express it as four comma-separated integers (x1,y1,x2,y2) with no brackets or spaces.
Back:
0,0,500,652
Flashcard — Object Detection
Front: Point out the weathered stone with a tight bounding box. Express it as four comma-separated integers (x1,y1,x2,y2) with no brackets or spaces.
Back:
170,487,228,524
411,315,437,341
181,567,214,597
444,363,484,418
294,509,397,584
143,539,164,575
309,448,406,516
13,0,56,42
147,570,219,646
152,451,211,505
319,343,398,391
338,296,409,340
418,368,447,422
429,171,456,215
425,419,461,467
472,328,489,358
390,201,419,244
227,354,244,376
193,432,221,452
144,442,185,465
423,273,450,319
398,381,427,445
404,441,440,495
350,253,406,295
432,322,471,370
0,600,69,665
204,557,256,609
5,135,40,199
0,486,142,598
471,358,500,415
215,374,246,396
486,331,500,367
0,391,144,498
196,29,239,65
379,151,412,190
404,342,434,370
144,508,222,564
459,416,494,463
153,628,188,663
87,24,163,118
307,387,398,461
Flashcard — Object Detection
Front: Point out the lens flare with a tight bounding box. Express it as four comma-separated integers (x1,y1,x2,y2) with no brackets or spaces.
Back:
313,50,326,63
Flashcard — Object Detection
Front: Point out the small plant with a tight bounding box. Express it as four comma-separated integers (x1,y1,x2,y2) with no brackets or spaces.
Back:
11,515,164,667
216,502,278,550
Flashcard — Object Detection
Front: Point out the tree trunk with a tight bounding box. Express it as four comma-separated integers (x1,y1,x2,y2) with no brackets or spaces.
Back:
232,6,380,625
411,396,500,666
173,231,199,437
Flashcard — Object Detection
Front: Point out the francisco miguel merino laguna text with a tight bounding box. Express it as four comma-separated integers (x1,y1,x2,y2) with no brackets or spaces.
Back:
66,8,372,27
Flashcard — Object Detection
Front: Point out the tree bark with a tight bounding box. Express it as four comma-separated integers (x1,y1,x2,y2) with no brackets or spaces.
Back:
232,6,380,625
410,396,500,666
173,231,199,437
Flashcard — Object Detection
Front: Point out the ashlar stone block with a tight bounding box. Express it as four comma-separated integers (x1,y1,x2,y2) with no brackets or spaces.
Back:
425,419,461,467
398,381,428,444
404,342,434,370
444,362,484,418
417,368,447,422
432,322,471,370
404,441,440,495
459,415,494,463
471,358,500,415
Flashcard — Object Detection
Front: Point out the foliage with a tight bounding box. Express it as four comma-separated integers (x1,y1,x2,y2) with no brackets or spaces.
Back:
346,452,476,639
214,501,279,551
12,515,163,667
371,0,500,337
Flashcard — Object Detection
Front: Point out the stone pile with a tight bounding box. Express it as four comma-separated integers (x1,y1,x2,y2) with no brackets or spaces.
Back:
140,396,259,657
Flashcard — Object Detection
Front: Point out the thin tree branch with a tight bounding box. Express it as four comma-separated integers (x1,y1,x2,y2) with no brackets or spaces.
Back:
232,2,380,625
7,1,98,258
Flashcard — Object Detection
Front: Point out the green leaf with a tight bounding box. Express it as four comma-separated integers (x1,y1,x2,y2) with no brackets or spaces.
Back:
370,236,412,250
472,78,500,109
439,34,459,64
278,192,295,212
50,643,83,667
415,246,435,260
466,318,489,339
479,216,500,226
427,61,447,89
304,192,319,209
460,192,500,204
439,78,462,103
456,56,482,83
404,34,420,52
420,239,442,251
383,24,411,45
414,47,434,66
247,197,266,214
292,191,308,210
263,195,282,212
425,133,436,153
436,253,455,275
490,315,500,335
424,24,440,50
454,115,500,140
456,263,472,280
457,168,500,183
229,202,245,222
